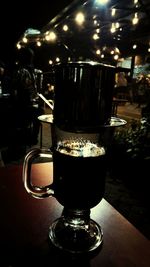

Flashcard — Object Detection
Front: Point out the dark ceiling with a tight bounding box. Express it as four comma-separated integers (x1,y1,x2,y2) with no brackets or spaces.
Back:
0,0,72,64
18,0,150,67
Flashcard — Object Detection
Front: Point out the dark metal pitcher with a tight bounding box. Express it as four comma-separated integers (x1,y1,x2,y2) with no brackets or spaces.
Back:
54,61,115,132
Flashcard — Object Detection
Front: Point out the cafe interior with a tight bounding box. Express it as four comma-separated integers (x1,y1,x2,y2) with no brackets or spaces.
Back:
0,0,150,265
16,0,150,115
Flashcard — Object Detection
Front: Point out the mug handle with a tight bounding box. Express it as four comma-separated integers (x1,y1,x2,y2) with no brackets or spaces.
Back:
22,148,54,199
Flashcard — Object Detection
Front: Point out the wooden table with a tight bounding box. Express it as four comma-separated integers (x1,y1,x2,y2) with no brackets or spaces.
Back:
0,163,150,266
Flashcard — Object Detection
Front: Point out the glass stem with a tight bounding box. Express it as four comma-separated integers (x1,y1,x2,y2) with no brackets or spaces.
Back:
63,208,91,229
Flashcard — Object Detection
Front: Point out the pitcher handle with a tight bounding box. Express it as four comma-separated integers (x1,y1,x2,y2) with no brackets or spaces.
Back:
22,148,54,199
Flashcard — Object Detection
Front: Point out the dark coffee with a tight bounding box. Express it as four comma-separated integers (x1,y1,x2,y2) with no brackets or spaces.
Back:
53,139,107,209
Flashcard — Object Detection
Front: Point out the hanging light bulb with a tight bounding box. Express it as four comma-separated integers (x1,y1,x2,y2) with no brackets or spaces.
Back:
22,37,28,43
96,28,100,33
96,49,101,55
93,19,98,25
63,24,69,31
75,12,85,25
110,23,116,33
114,54,119,60
16,43,21,49
45,31,57,42
93,33,99,40
37,41,41,47
56,57,60,62
111,8,116,17
110,50,115,55
132,13,139,25
115,22,120,29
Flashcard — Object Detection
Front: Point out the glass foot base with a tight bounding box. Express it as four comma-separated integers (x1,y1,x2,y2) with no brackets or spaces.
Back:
49,216,103,254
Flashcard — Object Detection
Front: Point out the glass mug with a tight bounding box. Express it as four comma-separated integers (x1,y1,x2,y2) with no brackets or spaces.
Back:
23,61,117,254
23,126,107,254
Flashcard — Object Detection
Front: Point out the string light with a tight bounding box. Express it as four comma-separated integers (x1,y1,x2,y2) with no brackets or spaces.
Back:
96,28,100,33
93,20,98,25
63,24,69,31
115,22,120,29
93,33,99,40
17,0,149,62
49,60,53,65
111,8,116,17
110,23,116,33
132,13,139,25
45,31,57,41
110,50,115,55
96,49,101,55
37,41,41,47
56,57,60,62
75,12,85,25
16,43,21,49
114,54,119,60
22,37,28,43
